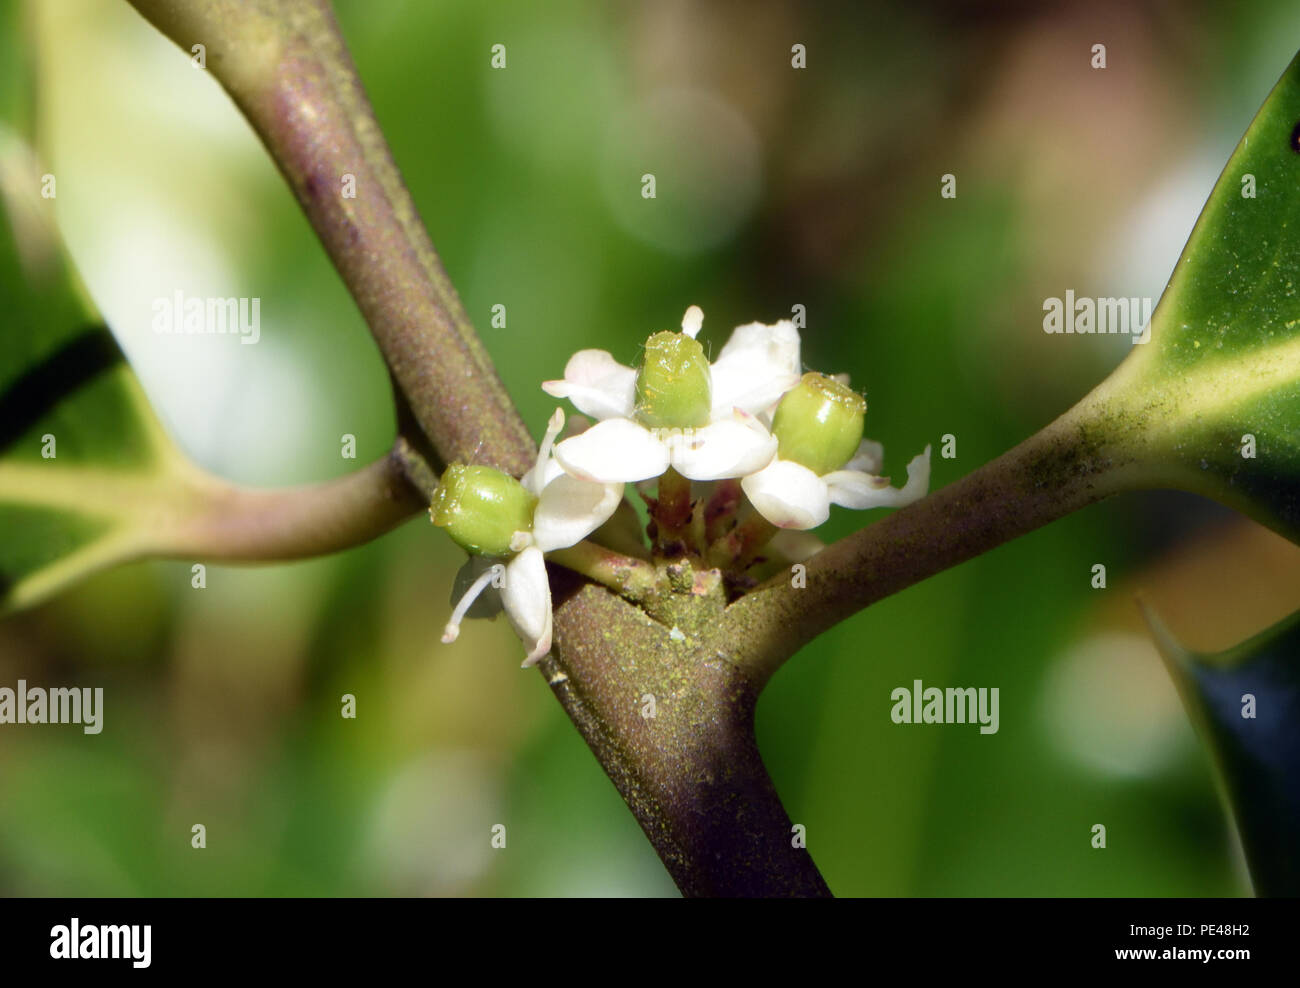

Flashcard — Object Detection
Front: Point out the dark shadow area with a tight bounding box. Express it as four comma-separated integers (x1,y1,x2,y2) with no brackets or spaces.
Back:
0,325,122,455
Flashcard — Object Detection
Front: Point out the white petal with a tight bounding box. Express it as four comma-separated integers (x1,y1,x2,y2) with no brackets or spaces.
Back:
503,546,553,667
714,320,801,373
766,529,827,564
844,438,884,475
667,417,778,481
741,459,830,530
541,349,636,421
532,474,624,552
709,319,802,416
819,470,890,508
554,418,670,484
521,455,566,494
825,445,931,510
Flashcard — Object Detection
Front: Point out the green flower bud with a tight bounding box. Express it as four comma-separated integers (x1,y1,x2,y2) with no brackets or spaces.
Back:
430,464,536,556
635,331,712,429
771,372,867,476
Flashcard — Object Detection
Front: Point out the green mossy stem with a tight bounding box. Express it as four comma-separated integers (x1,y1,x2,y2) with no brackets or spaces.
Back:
123,0,830,897
541,579,831,896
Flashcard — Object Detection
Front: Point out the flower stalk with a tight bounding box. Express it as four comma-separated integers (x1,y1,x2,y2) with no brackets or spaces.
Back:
651,468,694,553
547,541,657,602
707,510,779,571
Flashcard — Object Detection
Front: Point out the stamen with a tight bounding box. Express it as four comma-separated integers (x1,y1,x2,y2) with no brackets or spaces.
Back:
441,563,506,643
681,305,704,339
529,408,566,495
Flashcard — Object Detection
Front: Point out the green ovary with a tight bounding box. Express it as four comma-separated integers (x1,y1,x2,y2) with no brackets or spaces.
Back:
634,331,712,429
430,464,536,556
771,372,867,476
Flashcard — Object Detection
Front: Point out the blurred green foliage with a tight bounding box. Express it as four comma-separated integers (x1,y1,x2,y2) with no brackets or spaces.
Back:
4,0,1300,895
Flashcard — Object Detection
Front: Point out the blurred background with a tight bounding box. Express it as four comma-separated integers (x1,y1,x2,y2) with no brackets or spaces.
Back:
3,0,1300,895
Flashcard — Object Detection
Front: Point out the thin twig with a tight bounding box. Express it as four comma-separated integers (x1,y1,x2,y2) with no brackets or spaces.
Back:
719,383,1139,687
392,435,439,502
126,0,535,475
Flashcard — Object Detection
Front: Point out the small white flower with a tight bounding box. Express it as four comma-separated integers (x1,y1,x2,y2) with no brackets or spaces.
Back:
736,370,931,531
541,306,801,484
439,409,622,667
742,439,932,530
552,414,779,485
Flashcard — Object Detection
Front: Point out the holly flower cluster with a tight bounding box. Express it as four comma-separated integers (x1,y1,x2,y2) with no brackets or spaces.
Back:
430,306,930,666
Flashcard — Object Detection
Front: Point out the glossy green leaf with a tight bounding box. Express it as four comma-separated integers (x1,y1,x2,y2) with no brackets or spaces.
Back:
1093,50,1300,541
0,2,33,137
1144,604,1300,896
0,131,207,612
0,0,180,610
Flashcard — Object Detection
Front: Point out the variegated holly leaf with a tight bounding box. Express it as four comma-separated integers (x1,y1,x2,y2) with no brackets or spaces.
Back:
0,130,211,612
1144,603,1300,896
1096,50,1300,542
